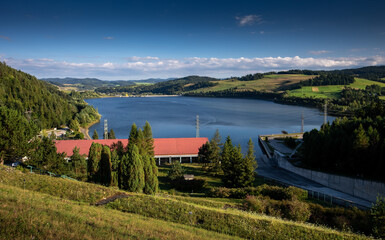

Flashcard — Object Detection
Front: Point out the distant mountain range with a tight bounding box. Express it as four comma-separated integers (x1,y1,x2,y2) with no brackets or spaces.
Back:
40,77,175,90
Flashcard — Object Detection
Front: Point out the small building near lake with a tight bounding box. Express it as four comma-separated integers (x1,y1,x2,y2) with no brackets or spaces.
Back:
55,137,208,165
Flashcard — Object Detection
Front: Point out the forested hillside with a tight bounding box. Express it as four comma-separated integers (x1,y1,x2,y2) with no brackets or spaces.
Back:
0,62,99,163
0,62,99,129
96,75,218,95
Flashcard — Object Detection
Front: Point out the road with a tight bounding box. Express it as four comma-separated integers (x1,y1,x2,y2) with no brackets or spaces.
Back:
257,155,372,208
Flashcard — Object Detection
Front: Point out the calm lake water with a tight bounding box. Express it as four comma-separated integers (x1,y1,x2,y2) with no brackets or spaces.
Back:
86,96,334,156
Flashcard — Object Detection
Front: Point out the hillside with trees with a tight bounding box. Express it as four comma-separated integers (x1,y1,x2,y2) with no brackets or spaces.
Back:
298,102,385,181
95,75,218,95
0,62,99,163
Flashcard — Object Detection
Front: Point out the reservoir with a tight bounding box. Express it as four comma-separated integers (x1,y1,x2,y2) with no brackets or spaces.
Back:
86,96,334,156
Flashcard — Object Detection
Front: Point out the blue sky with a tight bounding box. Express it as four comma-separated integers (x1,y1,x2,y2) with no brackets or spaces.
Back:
1,0,385,79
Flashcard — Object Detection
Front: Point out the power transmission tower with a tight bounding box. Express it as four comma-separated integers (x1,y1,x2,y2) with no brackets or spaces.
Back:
301,112,304,133
196,115,199,138
104,119,108,139
324,102,328,125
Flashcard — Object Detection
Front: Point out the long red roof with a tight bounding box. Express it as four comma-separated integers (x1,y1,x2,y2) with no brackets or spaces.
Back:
55,138,208,157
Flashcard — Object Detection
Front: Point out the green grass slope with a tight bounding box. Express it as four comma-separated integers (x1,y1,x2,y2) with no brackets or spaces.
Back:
0,183,239,240
0,165,372,239
191,74,313,93
288,78,385,99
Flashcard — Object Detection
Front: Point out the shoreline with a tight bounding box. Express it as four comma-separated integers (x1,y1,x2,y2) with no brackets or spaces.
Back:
80,117,101,140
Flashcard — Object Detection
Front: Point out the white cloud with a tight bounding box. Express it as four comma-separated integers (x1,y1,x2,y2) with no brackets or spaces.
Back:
104,36,114,40
2,55,385,80
309,50,331,55
236,15,263,26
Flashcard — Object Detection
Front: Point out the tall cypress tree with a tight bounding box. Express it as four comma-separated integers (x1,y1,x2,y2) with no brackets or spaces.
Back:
71,146,87,179
109,129,116,139
143,154,158,194
87,142,102,182
99,145,113,186
129,123,138,145
221,136,234,186
120,144,145,192
142,121,158,194
143,121,155,156
92,129,99,139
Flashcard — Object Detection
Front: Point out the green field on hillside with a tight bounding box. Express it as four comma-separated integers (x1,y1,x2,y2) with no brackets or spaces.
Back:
191,74,314,93
0,165,372,240
288,78,385,99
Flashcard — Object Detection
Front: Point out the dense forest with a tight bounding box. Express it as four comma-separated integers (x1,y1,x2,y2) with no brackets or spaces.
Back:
298,74,355,86
299,102,385,181
95,76,218,95
0,62,100,163
0,62,99,129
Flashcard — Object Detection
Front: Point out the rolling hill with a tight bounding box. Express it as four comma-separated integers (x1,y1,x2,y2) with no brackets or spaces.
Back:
0,165,371,240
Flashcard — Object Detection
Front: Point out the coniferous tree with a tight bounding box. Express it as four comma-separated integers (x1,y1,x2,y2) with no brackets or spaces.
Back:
87,142,102,182
141,122,158,194
221,136,234,186
143,121,155,156
241,138,256,186
71,146,87,179
119,144,145,192
111,149,119,186
143,154,158,194
28,136,69,175
128,123,138,145
92,129,99,139
167,161,184,181
209,130,222,175
126,144,145,192
99,145,113,186
109,129,116,139
69,119,80,132
0,107,37,164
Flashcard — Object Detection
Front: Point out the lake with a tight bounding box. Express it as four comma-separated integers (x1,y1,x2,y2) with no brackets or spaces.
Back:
86,96,334,156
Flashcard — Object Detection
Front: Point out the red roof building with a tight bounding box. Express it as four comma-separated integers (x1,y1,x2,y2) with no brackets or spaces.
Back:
55,137,208,164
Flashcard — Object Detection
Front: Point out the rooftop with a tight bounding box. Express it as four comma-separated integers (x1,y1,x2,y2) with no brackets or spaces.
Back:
55,137,209,157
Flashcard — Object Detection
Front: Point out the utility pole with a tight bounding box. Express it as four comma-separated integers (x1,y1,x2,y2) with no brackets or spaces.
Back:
324,102,328,125
104,119,108,139
301,112,304,133
196,115,199,138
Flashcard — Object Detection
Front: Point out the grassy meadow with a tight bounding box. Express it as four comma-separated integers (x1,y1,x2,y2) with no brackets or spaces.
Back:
190,74,313,93
0,165,374,239
288,78,385,99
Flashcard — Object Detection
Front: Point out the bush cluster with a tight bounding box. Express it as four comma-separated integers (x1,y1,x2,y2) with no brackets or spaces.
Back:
107,195,361,239
209,184,307,201
171,178,207,192
244,196,311,222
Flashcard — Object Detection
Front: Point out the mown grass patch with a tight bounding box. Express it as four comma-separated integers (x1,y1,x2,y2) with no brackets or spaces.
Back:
287,78,385,99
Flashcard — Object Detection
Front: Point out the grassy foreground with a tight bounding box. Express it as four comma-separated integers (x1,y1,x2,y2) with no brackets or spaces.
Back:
0,166,373,239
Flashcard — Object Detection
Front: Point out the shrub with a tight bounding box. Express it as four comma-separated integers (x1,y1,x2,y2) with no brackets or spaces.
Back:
283,137,298,149
309,203,371,235
281,200,311,222
243,196,311,222
244,195,266,213
371,196,385,238
208,185,307,201
209,187,231,198
171,178,207,192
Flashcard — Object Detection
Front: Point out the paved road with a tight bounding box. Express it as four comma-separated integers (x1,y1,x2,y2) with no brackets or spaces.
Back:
257,155,372,208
